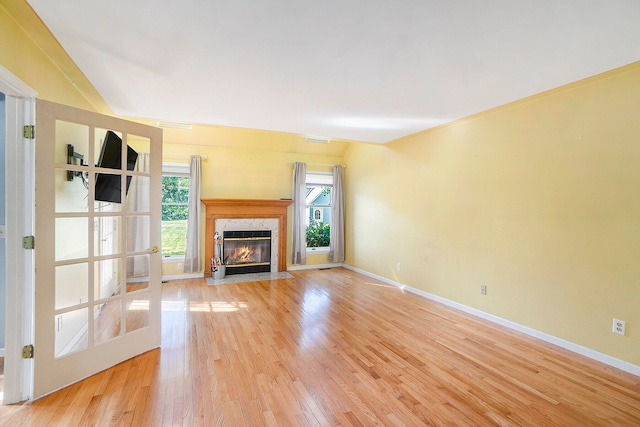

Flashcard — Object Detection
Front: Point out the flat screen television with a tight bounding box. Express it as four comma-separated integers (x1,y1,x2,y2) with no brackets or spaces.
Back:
94,130,138,203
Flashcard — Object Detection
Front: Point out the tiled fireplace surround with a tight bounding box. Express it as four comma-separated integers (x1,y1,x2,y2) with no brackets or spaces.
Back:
202,199,293,278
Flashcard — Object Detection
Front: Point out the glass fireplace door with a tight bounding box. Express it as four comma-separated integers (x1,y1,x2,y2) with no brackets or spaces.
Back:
223,230,272,275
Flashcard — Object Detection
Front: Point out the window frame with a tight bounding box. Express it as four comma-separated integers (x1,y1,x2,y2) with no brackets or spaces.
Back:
161,163,190,260
305,171,333,253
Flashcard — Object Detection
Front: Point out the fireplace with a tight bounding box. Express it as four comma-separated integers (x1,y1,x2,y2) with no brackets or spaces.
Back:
223,230,272,275
202,199,293,278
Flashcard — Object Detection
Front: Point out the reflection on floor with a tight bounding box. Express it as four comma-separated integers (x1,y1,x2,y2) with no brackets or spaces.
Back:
206,271,293,286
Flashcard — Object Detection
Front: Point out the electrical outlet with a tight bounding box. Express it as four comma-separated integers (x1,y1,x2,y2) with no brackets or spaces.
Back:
178,262,183,270
396,262,401,271
613,318,626,335
480,284,487,295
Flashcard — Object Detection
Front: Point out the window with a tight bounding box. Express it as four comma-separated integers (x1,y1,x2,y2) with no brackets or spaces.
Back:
306,172,332,249
162,164,190,256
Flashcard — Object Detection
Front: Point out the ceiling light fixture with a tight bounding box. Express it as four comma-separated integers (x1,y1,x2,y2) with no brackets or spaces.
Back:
304,135,331,144
156,121,193,130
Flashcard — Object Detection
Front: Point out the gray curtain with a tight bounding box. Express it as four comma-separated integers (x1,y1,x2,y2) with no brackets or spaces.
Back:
183,155,202,273
292,162,307,264
329,165,345,262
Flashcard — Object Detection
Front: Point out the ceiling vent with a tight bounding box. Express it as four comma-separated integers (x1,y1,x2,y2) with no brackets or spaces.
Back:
156,121,193,130
304,135,331,144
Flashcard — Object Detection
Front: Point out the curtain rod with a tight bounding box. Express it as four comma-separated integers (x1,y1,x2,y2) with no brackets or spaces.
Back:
290,161,346,168
164,153,208,160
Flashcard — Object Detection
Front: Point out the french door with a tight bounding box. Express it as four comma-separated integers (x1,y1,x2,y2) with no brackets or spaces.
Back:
33,100,162,398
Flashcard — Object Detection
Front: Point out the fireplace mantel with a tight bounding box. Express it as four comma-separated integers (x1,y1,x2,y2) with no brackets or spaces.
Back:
202,198,293,277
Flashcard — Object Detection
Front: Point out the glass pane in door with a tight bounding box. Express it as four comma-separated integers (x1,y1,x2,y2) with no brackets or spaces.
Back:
126,215,150,254
94,258,123,299
55,217,88,261
93,128,123,169
126,293,150,333
126,254,150,291
55,307,89,358
128,134,151,173
55,263,88,310
127,175,151,212
55,168,89,213
94,301,122,345
56,121,89,166
94,216,121,257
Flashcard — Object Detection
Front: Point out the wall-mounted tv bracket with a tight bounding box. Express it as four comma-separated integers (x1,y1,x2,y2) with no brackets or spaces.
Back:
66,144,88,181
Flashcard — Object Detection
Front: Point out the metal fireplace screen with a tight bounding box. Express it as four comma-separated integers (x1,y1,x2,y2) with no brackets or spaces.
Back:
222,230,271,275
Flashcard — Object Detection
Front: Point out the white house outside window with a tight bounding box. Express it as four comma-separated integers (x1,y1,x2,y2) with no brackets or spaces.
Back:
306,171,332,251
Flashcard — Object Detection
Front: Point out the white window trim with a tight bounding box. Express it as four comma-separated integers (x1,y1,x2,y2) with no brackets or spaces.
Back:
162,254,185,263
306,246,329,254
306,171,332,186
163,162,190,176
305,171,333,252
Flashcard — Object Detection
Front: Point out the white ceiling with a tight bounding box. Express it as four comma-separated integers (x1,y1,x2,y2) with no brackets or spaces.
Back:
26,0,640,143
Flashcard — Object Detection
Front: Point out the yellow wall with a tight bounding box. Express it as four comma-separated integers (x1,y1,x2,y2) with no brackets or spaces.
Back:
159,136,346,273
0,2,109,112
344,62,640,366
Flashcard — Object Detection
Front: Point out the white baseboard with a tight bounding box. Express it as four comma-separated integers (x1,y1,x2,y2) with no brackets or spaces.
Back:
287,263,343,271
342,264,640,377
162,272,204,282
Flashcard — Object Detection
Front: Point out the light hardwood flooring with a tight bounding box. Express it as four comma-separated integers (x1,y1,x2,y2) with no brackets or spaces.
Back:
0,268,639,426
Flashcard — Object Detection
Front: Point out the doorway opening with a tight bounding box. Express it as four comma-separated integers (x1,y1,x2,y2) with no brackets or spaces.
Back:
0,65,37,404
0,91,6,403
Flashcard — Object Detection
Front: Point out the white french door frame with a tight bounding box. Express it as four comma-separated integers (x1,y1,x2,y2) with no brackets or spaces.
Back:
0,65,37,404
33,99,162,399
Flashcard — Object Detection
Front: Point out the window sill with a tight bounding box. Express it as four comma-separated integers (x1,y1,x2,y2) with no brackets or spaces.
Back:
162,255,185,263
306,247,329,254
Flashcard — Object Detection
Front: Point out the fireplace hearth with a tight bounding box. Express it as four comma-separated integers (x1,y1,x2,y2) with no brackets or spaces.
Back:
223,230,272,275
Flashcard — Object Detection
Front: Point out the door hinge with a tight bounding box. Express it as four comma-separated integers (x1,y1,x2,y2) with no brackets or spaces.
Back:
23,125,35,139
22,344,34,359
23,235,35,249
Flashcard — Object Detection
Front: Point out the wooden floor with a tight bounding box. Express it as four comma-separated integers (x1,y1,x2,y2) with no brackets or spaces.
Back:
1,268,639,426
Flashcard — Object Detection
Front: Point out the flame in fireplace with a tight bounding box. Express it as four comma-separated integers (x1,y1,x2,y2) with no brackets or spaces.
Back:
228,245,258,264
